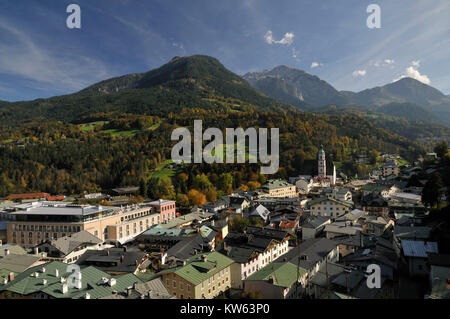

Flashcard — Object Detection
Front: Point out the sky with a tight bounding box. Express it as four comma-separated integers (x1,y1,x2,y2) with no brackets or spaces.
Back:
0,0,449,101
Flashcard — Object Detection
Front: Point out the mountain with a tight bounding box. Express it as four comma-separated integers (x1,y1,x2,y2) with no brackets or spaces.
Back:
243,64,450,124
377,102,444,125
350,77,450,108
0,55,299,124
243,66,351,107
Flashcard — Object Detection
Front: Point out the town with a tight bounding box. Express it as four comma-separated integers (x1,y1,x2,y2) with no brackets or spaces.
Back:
0,145,448,300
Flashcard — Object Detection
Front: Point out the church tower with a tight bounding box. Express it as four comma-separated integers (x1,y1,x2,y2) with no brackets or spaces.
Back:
318,145,326,178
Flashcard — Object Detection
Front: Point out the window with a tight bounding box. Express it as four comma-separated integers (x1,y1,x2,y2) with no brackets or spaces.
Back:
180,282,184,290
187,285,190,292
173,281,176,288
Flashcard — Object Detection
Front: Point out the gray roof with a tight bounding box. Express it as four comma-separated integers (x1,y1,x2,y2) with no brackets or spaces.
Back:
0,244,27,256
0,254,42,273
40,231,102,256
394,226,432,240
166,232,217,261
276,238,337,270
303,216,331,229
101,277,175,299
401,240,438,258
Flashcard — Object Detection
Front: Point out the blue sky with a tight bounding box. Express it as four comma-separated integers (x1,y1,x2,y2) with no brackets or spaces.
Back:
0,0,449,101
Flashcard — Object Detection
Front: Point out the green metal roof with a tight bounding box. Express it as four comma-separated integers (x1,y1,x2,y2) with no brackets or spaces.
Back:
158,252,234,286
0,261,143,299
245,262,306,288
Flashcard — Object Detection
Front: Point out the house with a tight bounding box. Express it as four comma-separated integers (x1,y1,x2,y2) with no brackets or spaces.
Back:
341,244,397,280
360,194,389,216
111,187,140,196
162,226,218,265
324,222,362,239
331,188,352,202
161,210,215,229
331,233,363,258
383,160,399,177
134,225,197,252
308,196,353,218
301,216,331,240
243,262,307,299
76,246,148,275
249,205,271,221
34,230,104,264
100,277,176,299
428,253,450,299
6,193,50,203
393,225,432,258
306,262,359,298
218,226,290,289
295,178,314,195
202,201,228,213
0,253,44,278
0,261,144,299
401,240,438,277
361,216,394,236
390,192,422,205
361,184,390,197
158,251,234,299
228,196,251,212
389,202,428,220
274,238,339,289
259,179,297,198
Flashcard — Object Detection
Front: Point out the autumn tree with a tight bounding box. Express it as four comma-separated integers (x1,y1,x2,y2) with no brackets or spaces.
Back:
188,189,206,207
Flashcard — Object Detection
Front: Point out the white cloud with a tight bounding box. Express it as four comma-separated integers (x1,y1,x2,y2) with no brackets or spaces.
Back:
374,59,395,67
393,66,430,84
352,69,367,77
311,62,323,68
264,30,295,45
393,60,430,84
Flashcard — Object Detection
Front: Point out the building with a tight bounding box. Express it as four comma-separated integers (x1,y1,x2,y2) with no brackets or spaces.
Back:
383,160,399,177
34,231,104,264
0,261,144,299
259,180,297,198
361,216,394,236
100,277,176,299
393,225,432,258
219,226,290,289
428,253,450,299
401,240,438,277
6,193,50,203
6,200,176,248
243,262,306,299
324,222,362,239
301,216,331,240
308,196,353,218
158,251,234,299
75,246,148,275
202,201,228,213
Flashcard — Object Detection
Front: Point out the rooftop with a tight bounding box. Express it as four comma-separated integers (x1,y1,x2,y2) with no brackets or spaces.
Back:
245,262,306,288
158,251,234,286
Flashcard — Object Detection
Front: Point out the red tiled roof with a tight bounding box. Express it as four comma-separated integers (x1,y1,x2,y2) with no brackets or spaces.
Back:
46,195,65,201
279,220,297,228
6,192,50,200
